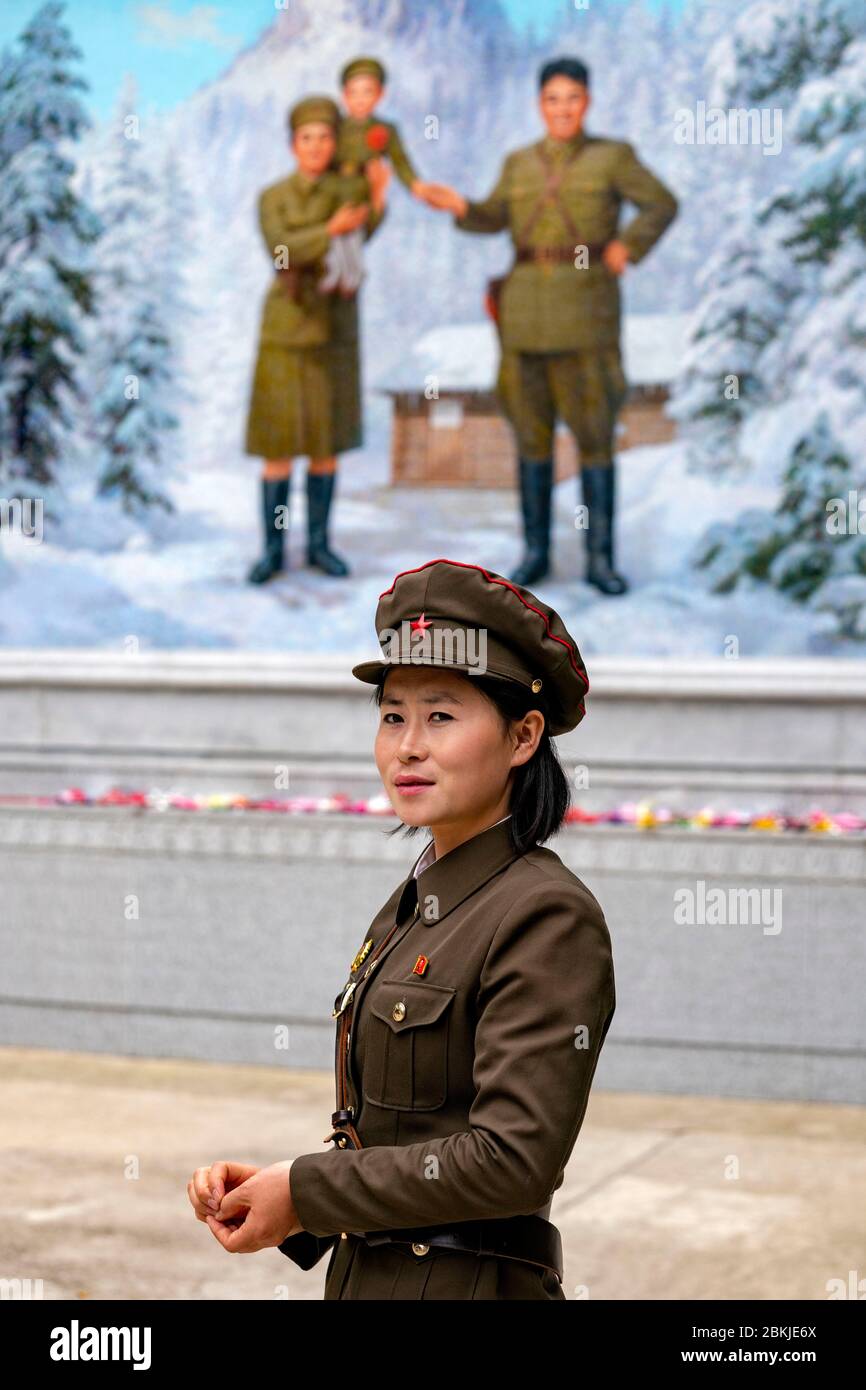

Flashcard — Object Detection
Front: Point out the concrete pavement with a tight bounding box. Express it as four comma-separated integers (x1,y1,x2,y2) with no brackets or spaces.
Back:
3,1047,863,1301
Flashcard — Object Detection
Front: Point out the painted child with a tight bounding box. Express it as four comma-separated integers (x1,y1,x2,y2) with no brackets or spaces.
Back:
318,55,430,296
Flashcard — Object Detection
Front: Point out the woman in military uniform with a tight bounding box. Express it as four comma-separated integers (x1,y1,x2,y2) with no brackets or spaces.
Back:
244,95,386,583
189,558,616,1300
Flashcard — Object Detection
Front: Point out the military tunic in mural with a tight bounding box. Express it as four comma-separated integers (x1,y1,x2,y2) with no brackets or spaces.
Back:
335,114,418,192
456,131,678,463
244,169,383,459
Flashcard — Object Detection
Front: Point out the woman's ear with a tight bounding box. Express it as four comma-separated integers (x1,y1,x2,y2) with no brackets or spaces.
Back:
511,711,544,767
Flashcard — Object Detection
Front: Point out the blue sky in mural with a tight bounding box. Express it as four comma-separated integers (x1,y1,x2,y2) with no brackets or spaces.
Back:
0,0,685,118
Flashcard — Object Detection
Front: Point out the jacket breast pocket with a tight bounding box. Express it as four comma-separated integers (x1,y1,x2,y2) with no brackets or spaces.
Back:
568,178,615,211
362,978,456,1111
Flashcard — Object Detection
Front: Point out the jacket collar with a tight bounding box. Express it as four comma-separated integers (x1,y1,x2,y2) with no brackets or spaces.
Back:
394,816,522,928
539,128,588,158
291,168,327,194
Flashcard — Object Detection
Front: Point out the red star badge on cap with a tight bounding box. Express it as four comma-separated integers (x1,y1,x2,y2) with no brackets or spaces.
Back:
410,611,432,633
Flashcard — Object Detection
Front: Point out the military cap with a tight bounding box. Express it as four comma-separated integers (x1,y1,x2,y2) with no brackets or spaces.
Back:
288,95,340,132
341,56,387,87
351,558,589,734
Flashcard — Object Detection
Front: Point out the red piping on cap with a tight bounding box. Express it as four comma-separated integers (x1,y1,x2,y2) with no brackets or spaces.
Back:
377,558,590,695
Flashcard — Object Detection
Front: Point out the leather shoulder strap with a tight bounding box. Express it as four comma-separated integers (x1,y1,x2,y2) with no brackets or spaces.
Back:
516,141,587,249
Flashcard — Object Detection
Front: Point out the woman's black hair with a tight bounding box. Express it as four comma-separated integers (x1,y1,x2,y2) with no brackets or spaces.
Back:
539,57,590,90
371,667,572,855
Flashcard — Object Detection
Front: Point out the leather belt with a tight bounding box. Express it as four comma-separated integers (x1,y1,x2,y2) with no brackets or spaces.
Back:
515,242,608,263
361,1213,563,1284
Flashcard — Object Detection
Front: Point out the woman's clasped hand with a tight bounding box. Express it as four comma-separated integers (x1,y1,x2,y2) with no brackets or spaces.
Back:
187,1159,304,1253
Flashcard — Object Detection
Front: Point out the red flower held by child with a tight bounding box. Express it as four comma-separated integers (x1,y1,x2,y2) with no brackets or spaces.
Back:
365,123,389,153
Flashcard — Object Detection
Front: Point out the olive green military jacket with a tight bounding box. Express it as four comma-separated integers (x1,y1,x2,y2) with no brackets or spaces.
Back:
281,817,615,1259
456,131,678,352
335,114,418,190
256,170,385,349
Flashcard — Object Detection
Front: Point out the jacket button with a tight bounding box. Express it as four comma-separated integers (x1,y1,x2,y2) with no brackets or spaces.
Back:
412,1242,429,1256
392,1001,406,1022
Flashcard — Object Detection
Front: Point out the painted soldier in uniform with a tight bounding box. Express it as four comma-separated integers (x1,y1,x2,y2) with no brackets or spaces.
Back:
426,57,679,595
188,558,616,1300
244,96,387,583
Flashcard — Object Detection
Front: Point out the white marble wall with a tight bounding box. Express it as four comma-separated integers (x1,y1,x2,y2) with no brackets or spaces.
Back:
2,651,866,809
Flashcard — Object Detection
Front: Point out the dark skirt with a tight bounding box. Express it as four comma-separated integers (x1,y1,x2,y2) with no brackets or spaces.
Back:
244,342,334,459
244,296,363,460
329,294,362,455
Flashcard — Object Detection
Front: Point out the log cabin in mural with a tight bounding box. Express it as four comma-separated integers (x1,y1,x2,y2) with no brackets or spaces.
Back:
381,314,687,487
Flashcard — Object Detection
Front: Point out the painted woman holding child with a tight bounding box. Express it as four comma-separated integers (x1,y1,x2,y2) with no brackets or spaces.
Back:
243,57,429,584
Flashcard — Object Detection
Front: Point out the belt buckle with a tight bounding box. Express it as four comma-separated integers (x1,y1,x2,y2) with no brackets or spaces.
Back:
363,1225,438,1256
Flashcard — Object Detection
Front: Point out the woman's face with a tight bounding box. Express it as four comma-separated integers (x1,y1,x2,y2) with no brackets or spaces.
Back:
292,121,337,176
374,665,543,835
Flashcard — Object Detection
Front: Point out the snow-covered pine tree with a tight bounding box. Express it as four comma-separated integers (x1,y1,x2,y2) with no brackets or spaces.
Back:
146,143,198,471
0,0,99,500
86,75,178,517
693,409,866,600
666,201,797,476
678,0,866,636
